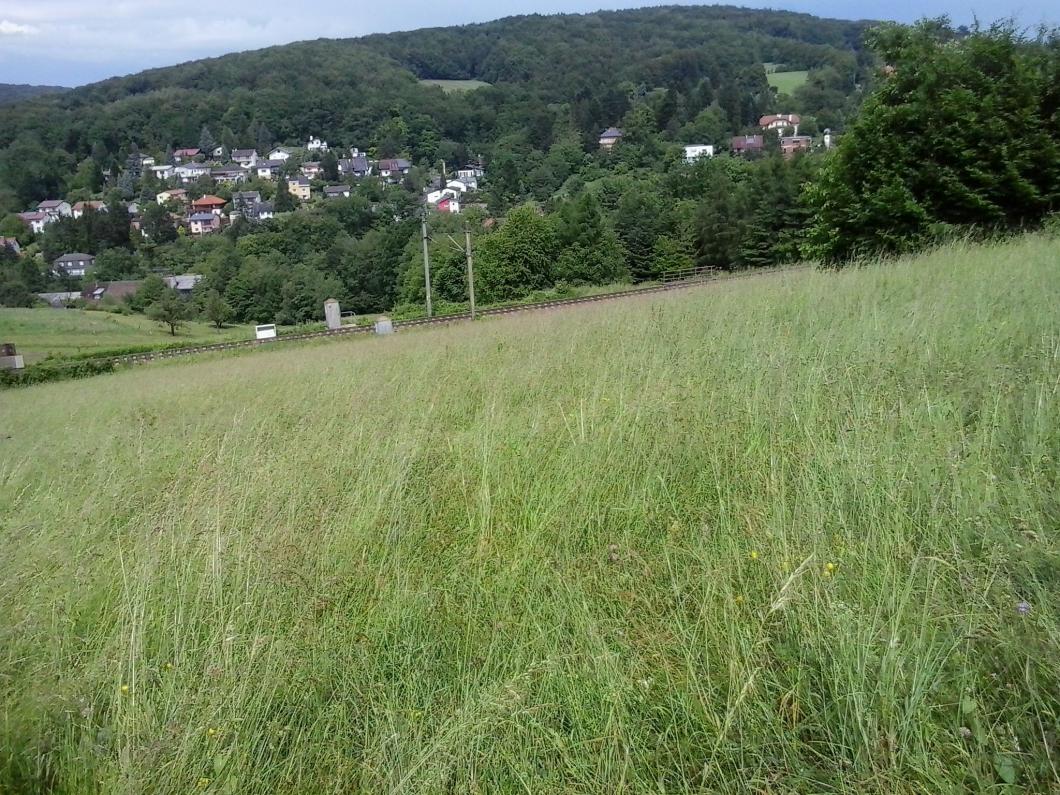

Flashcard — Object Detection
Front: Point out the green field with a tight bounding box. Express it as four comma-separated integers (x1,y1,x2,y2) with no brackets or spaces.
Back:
766,69,809,95
2,235,1059,792
419,78,491,93
0,308,256,363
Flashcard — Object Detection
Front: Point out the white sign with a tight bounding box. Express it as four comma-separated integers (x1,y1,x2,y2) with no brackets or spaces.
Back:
255,324,277,340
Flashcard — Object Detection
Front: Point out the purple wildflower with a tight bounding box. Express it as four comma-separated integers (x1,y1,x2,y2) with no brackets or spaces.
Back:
1016,600,1031,616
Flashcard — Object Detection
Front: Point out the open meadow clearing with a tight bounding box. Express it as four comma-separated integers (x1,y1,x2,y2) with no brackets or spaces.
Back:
1,235,1059,793
0,309,256,363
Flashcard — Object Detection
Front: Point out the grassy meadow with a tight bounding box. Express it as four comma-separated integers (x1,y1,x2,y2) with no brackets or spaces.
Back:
766,70,810,95
419,78,491,93
0,308,255,363
1,235,1059,793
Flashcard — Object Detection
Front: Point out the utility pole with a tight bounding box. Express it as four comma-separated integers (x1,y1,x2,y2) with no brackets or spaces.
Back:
421,216,433,318
465,226,476,321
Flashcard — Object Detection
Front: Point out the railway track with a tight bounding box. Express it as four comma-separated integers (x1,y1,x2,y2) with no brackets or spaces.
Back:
91,266,805,367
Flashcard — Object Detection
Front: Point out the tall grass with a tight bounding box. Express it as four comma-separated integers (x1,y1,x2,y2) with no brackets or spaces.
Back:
1,235,1058,793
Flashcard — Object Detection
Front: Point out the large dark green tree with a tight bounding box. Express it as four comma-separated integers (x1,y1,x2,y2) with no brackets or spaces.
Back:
804,20,1060,262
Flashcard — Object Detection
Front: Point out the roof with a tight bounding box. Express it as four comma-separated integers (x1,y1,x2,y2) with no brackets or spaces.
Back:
599,127,623,139
270,146,293,154
288,177,310,186
163,274,203,290
339,156,370,172
378,158,411,171
192,195,226,206
759,114,801,127
72,200,105,211
323,186,349,195
257,201,274,212
232,191,261,201
257,160,285,169
231,149,257,157
38,199,67,209
18,211,46,221
188,212,218,222
83,280,142,300
174,148,200,155
731,135,764,149
54,252,95,263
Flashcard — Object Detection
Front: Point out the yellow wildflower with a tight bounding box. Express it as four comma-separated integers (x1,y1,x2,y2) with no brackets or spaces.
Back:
750,550,759,561
120,684,129,693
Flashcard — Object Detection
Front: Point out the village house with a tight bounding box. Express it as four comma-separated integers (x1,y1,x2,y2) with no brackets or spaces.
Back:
211,166,247,185
37,199,72,219
338,155,371,178
0,237,21,255
301,161,322,179
599,127,623,150
172,148,201,163
72,200,106,218
437,197,460,214
323,185,350,199
306,137,328,152
780,135,813,158
83,280,141,303
175,162,211,183
53,252,95,277
760,114,800,134
188,213,221,235
730,135,765,155
139,155,157,168
376,158,411,182
163,274,203,295
268,147,293,162
230,191,262,219
287,176,311,201
255,160,285,180
231,149,258,167
683,144,715,163
150,164,175,181
255,202,275,220
457,160,486,180
427,188,457,205
156,188,188,206
191,195,227,215
446,178,475,193
17,211,50,235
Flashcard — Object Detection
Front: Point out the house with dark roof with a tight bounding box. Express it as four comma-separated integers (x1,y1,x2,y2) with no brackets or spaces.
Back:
287,176,311,201
323,185,350,199
301,161,323,179
175,163,211,182
231,149,258,166
730,135,765,155
780,135,812,158
599,127,623,150
376,158,411,182
17,211,49,235
83,280,142,303
212,166,248,185
53,252,95,277
338,156,371,178
188,213,220,235
268,146,293,161
163,274,203,294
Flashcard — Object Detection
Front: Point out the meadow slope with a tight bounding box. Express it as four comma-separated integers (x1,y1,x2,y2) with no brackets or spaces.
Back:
1,235,1059,793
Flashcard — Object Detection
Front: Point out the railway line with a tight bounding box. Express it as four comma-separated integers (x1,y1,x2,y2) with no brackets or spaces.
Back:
88,265,806,368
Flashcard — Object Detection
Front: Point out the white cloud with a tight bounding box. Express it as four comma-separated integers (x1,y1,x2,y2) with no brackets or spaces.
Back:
0,19,39,35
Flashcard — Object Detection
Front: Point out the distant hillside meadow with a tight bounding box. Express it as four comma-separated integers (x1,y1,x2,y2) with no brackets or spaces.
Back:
2,234,1059,792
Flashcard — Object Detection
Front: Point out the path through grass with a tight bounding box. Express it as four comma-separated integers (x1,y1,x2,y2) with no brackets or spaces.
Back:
1,235,1059,792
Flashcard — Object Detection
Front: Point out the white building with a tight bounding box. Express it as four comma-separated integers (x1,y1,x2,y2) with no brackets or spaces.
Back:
268,147,293,162
683,144,715,164
306,137,328,152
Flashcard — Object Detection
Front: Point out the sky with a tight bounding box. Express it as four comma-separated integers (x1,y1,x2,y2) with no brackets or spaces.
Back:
0,0,1055,87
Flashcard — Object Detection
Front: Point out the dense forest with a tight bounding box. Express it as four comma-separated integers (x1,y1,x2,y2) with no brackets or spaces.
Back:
0,9,1057,326
0,84,67,105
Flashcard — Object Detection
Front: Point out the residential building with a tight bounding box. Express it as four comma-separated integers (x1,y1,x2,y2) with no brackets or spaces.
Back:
163,274,203,294
759,114,801,134
53,252,95,277
83,280,141,303
287,177,311,201
457,161,485,180
191,195,227,215
231,149,258,166
301,161,322,179
17,211,50,235
446,178,474,193
306,137,328,152
172,148,201,163
150,164,175,181
730,135,765,155
338,155,371,178
437,197,460,214
188,213,220,235
156,189,188,206
683,144,715,163
255,160,285,180
599,127,623,150
230,191,262,219
37,199,72,219
211,167,247,185
72,200,106,218
0,237,21,255
175,163,211,182
376,158,411,181
780,135,812,158
139,156,157,167
323,185,350,199
255,202,275,220
268,147,293,162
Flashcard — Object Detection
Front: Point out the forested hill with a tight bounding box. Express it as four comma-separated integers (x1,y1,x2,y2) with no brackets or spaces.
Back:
0,84,67,104
0,5,873,207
